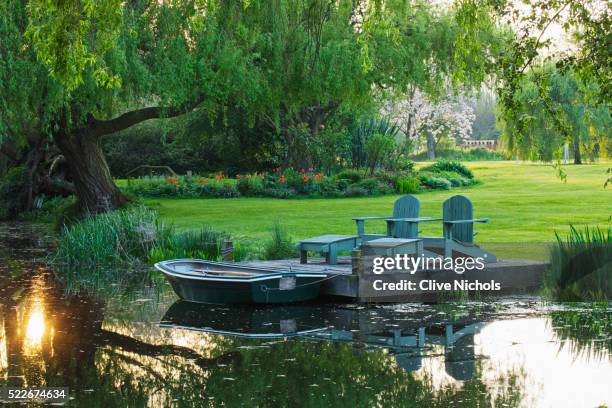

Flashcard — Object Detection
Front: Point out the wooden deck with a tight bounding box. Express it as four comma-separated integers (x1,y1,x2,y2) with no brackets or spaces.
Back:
243,257,548,302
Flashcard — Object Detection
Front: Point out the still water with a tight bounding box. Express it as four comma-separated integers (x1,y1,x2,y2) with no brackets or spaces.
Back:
0,223,610,407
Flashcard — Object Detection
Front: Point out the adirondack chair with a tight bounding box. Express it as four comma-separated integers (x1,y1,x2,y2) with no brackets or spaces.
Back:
353,195,440,242
424,195,497,262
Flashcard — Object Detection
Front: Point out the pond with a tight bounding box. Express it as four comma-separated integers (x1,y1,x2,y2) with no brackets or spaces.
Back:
0,223,610,407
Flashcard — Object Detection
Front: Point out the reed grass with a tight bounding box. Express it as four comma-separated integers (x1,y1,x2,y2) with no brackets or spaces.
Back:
148,224,231,263
51,205,256,294
261,222,296,260
50,206,159,294
546,225,611,301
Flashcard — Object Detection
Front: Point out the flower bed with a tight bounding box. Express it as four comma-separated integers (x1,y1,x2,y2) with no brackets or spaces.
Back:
121,160,477,198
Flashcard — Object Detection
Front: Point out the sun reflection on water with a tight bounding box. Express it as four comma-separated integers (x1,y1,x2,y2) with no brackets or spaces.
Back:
23,302,45,355
0,315,7,379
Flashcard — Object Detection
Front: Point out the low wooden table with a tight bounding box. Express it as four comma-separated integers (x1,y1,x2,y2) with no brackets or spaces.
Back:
297,234,359,265
361,238,423,257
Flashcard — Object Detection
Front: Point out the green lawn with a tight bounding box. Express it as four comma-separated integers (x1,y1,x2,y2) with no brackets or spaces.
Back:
144,161,611,260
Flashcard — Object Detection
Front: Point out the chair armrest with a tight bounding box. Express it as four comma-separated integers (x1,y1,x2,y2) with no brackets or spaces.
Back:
354,216,391,236
384,217,442,223
443,218,488,224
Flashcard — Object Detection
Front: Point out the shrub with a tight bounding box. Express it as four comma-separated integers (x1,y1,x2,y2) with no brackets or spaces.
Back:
396,158,416,172
376,183,394,195
317,176,341,197
397,177,421,194
386,156,416,173
335,169,363,184
236,174,264,196
212,182,240,197
262,223,296,260
430,170,473,187
364,133,396,174
419,174,452,190
353,178,379,194
344,186,369,197
546,225,611,301
421,159,474,179
373,169,414,188
264,187,297,199
336,179,349,191
349,117,400,169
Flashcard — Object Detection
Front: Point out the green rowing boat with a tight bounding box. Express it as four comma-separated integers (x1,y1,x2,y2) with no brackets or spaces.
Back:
154,259,327,304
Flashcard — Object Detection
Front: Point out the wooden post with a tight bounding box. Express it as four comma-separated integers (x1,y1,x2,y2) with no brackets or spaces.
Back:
351,249,363,275
221,240,233,261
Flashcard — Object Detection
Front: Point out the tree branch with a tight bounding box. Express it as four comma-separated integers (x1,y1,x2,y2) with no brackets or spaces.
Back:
519,1,571,75
90,98,204,137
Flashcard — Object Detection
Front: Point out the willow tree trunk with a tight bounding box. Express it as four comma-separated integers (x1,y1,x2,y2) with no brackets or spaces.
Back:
54,131,128,214
572,135,582,164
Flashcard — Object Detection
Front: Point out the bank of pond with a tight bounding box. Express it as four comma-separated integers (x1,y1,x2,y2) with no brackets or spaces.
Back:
46,204,610,302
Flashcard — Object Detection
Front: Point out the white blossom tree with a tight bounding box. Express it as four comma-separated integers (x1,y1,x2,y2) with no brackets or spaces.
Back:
383,87,475,159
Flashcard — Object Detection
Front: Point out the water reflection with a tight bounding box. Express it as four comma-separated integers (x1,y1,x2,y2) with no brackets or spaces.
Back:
0,222,610,407
22,276,47,356
161,301,489,383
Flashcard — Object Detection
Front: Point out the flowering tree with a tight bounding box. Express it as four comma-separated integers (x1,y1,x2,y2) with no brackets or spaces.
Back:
383,88,475,159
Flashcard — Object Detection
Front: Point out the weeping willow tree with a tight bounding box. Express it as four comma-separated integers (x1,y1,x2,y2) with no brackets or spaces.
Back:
500,66,611,162
0,0,502,214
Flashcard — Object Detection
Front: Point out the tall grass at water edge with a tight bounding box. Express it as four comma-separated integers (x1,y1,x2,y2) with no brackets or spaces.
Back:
50,206,251,294
50,206,159,293
547,225,611,301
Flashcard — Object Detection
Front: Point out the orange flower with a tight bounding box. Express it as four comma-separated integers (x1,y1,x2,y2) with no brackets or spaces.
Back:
166,176,180,187
302,175,311,183
314,173,323,183
214,172,225,180
199,178,209,185
279,176,287,183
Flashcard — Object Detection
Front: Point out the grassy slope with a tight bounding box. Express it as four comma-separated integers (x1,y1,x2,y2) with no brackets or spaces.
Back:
144,161,611,259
